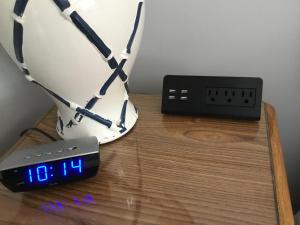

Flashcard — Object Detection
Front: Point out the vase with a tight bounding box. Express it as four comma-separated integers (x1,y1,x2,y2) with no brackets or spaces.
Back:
0,0,145,144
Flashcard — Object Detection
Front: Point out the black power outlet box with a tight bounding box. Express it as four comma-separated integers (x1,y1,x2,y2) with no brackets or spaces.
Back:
161,75,263,120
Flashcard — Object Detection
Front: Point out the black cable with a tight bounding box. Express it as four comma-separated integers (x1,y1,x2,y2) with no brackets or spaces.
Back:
20,128,57,142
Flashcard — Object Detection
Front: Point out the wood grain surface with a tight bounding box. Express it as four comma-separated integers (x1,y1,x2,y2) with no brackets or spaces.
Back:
0,94,293,225
265,104,294,225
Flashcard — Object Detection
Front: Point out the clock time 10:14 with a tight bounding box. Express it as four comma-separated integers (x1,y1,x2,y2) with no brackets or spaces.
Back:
27,158,83,184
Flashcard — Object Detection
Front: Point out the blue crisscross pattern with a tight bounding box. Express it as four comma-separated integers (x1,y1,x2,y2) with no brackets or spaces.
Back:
12,0,144,136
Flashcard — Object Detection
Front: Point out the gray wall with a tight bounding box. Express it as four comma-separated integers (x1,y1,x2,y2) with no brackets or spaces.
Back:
0,46,53,151
1,0,300,211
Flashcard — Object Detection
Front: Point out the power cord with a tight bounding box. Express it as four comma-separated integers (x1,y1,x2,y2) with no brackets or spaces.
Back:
20,128,57,142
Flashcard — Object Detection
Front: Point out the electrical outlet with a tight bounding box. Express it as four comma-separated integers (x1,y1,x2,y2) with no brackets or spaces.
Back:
206,88,256,107
161,75,263,120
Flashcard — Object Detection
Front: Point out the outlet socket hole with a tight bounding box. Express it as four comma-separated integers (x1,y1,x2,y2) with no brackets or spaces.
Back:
244,99,249,104
242,91,245,97
250,92,253,97
216,91,218,96
227,98,232,103
208,90,212,96
225,91,228,96
232,91,235,96
211,97,215,102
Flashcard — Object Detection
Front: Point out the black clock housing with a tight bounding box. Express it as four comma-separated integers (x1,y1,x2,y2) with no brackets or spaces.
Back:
0,137,100,192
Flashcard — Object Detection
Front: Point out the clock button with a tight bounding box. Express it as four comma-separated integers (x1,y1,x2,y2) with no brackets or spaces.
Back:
36,154,42,157
46,152,52,155
57,150,63,153
68,146,77,151
24,156,31,159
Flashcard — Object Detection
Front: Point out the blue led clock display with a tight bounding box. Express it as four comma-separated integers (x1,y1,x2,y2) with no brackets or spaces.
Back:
26,158,83,184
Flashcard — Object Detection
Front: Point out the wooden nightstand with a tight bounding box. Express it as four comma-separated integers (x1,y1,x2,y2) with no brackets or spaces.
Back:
0,94,294,225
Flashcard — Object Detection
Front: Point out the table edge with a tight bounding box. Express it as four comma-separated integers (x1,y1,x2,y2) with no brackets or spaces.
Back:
265,103,294,225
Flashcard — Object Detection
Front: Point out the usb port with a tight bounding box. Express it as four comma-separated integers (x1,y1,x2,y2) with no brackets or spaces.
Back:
181,90,189,94
180,96,188,101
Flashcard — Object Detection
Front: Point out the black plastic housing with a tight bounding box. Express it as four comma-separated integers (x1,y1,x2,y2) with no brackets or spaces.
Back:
162,75,263,120
0,153,99,192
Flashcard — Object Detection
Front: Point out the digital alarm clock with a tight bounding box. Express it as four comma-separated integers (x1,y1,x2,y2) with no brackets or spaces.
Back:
0,137,100,192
